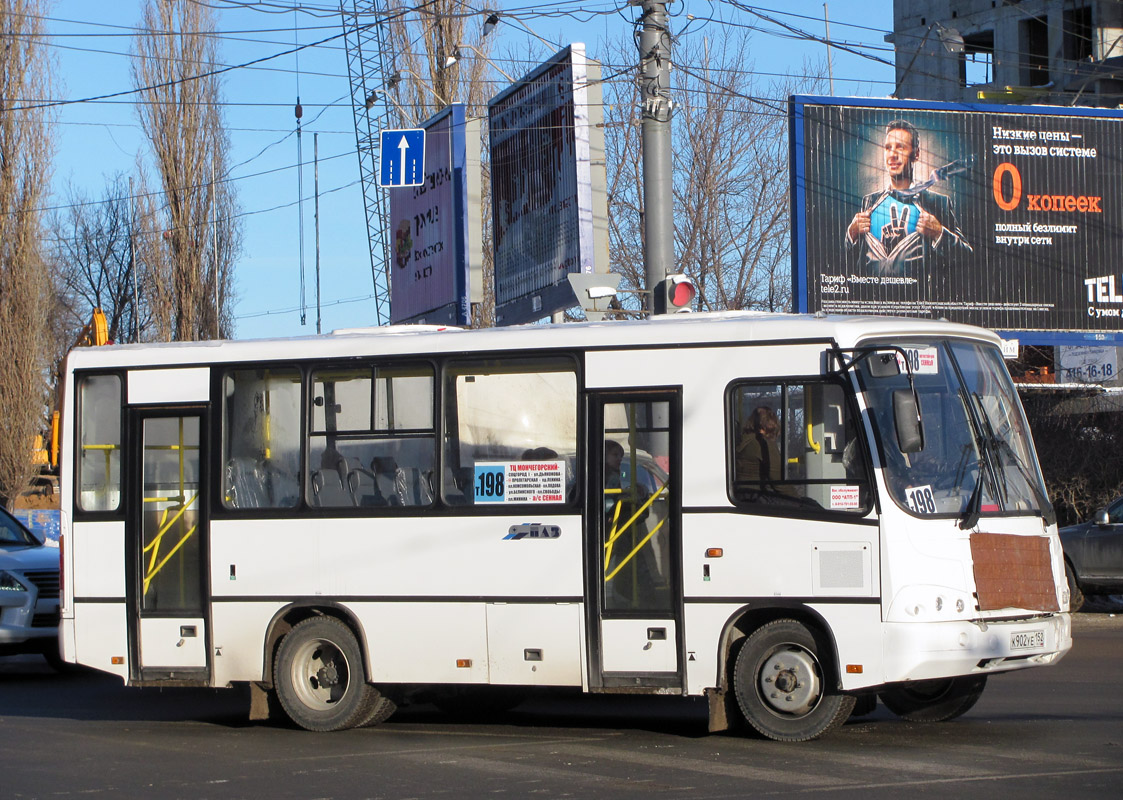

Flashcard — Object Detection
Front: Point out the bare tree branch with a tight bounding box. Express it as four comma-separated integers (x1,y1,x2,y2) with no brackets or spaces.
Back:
0,0,55,505
133,0,241,341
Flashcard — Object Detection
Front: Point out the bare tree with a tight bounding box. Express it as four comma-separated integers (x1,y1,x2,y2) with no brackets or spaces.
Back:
51,173,154,346
132,0,240,341
0,1,55,506
604,28,824,313
1020,387,1123,527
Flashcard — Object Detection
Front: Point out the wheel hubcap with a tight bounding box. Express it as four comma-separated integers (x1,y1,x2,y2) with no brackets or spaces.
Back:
758,644,822,717
291,638,350,710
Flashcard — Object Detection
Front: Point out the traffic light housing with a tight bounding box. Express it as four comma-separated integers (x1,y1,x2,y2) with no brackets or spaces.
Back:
655,274,696,314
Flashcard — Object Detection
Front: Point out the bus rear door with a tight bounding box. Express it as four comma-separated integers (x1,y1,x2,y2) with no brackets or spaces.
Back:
126,408,210,681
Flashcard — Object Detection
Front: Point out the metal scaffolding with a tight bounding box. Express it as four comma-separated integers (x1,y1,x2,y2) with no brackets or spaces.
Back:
341,1,398,326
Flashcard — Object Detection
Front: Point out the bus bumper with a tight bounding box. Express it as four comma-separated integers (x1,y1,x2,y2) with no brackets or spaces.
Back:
881,612,1072,684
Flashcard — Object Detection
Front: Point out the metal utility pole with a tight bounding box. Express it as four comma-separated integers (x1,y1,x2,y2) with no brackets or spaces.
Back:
341,1,398,326
636,0,675,314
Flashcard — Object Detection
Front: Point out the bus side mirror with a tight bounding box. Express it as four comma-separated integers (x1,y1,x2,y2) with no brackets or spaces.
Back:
869,352,901,378
892,389,924,454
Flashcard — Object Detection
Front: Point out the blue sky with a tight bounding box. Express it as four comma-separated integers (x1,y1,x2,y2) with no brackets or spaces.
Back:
44,1,896,340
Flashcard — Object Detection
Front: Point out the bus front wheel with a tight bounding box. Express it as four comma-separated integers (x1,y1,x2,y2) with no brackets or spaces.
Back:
274,616,383,731
879,675,987,722
732,619,856,742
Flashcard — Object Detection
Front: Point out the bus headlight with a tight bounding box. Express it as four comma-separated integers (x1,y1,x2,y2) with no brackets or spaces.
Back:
890,587,973,621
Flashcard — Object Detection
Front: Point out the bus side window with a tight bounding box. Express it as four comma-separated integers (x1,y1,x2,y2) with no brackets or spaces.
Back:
222,368,301,510
442,358,577,507
77,374,123,513
729,379,871,514
306,363,436,510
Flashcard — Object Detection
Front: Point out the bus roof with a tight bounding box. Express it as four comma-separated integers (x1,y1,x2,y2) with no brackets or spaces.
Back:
62,311,1002,371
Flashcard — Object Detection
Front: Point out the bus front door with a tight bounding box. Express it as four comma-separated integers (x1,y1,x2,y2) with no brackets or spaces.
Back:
127,410,209,680
588,394,683,689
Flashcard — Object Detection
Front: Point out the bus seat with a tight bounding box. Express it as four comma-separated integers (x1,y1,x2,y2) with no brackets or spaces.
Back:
226,457,267,509
311,448,352,507
372,456,406,506
346,467,382,507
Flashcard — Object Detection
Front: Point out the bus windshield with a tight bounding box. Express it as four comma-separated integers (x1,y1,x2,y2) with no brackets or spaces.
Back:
857,339,1050,521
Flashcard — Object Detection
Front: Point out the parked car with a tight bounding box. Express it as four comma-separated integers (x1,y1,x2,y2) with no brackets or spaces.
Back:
0,504,61,667
1060,497,1123,612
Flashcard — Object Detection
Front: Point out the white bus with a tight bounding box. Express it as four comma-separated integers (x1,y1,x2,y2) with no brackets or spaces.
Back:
56,312,1072,741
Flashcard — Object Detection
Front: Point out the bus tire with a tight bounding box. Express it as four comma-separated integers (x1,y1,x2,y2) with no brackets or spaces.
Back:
274,617,379,731
1066,562,1085,612
356,694,398,727
849,693,878,718
732,619,856,742
879,675,987,722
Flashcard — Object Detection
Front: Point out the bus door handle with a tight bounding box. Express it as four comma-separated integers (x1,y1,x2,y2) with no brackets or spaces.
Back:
647,627,667,641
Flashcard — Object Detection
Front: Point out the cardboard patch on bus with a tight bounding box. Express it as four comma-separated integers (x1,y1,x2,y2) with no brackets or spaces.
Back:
971,532,1060,612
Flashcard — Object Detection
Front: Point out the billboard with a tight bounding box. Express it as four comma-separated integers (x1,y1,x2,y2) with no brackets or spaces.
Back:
389,104,482,325
489,44,609,326
790,96,1123,345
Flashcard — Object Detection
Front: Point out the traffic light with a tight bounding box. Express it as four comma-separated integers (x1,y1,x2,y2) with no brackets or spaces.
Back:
654,274,696,314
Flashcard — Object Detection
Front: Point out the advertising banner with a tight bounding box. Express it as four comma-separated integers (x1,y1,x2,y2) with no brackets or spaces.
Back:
389,104,480,325
790,96,1123,344
489,44,608,326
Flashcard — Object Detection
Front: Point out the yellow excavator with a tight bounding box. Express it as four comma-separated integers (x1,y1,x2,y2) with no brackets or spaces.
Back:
47,308,109,470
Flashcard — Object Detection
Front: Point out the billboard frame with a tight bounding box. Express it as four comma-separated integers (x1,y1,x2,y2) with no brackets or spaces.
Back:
488,44,608,326
388,103,481,326
790,94,1123,346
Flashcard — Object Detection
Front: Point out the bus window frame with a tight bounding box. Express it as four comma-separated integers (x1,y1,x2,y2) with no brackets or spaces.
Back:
306,359,439,512
724,374,877,521
210,349,584,519
72,369,126,521
439,352,582,512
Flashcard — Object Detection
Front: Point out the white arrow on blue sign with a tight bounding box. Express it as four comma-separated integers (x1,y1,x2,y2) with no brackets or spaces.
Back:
378,128,426,187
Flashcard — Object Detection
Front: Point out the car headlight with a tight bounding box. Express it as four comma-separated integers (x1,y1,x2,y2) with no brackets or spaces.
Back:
0,570,29,592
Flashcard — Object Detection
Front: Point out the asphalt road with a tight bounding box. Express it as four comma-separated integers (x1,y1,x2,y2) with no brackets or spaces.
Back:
1,612,1121,800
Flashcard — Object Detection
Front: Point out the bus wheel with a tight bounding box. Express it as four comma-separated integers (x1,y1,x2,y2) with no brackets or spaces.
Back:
356,694,398,727
879,675,987,722
1066,562,1085,612
274,617,379,731
732,619,856,742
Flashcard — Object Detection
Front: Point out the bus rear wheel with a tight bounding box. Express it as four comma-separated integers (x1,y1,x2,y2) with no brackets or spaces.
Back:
879,675,987,722
274,617,381,731
732,619,855,742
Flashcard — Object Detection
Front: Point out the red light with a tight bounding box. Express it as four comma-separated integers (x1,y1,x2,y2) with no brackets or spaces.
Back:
670,279,695,307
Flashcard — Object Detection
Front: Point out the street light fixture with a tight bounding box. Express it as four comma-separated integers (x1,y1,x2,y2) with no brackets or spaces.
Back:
443,43,516,82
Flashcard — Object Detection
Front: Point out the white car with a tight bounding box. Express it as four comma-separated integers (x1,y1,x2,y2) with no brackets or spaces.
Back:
0,504,61,668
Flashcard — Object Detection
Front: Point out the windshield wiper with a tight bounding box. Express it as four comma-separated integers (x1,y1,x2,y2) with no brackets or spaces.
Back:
969,392,1057,527
958,474,984,530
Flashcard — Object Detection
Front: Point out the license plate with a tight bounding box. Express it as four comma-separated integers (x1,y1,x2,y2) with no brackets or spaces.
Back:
1010,630,1045,650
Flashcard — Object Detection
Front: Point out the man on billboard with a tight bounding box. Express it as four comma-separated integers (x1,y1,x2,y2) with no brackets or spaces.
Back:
845,120,972,275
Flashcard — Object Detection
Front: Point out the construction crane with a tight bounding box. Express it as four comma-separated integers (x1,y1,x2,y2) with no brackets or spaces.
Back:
340,1,401,326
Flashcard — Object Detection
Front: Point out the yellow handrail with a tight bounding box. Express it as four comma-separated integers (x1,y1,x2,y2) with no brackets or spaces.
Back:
141,491,198,595
603,482,668,580
605,516,668,583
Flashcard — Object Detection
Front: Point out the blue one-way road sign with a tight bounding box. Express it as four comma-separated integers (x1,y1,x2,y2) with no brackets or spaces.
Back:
379,128,426,187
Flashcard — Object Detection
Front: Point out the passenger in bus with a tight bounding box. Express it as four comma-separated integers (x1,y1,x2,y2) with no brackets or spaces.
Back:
736,406,792,496
604,439,624,491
